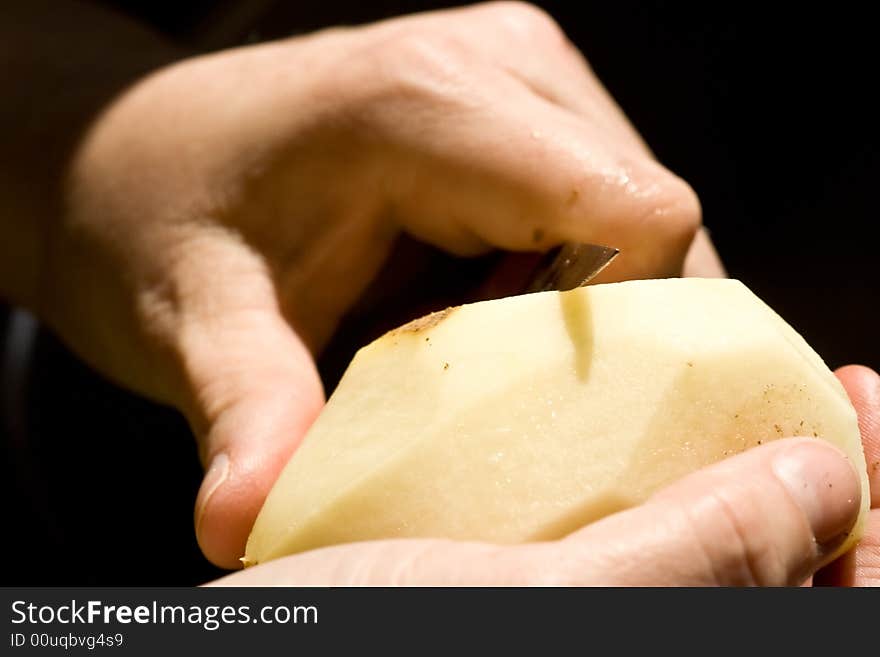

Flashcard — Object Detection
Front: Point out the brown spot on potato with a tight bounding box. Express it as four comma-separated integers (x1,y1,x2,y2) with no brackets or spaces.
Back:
388,306,459,337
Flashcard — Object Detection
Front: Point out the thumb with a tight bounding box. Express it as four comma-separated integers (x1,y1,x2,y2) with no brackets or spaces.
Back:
181,306,324,569
562,438,863,586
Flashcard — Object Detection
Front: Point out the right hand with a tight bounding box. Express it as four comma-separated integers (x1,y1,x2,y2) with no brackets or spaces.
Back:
29,2,716,568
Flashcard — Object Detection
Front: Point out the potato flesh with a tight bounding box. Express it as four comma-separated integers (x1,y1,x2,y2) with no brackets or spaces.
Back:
245,279,868,565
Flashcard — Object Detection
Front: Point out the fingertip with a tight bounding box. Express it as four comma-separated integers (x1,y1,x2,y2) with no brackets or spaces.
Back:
193,391,323,569
196,446,292,569
194,452,248,570
194,457,252,569
835,364,880,507
587,158,702,281
683,226,727,278
198,442,316,570
835,364,880,394
771,439,862,551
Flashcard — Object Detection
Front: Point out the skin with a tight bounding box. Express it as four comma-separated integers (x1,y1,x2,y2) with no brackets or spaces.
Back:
813,366,880,586
2,2,874,584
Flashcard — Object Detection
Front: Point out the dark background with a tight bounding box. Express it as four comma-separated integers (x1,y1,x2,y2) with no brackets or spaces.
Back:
2,1,877,585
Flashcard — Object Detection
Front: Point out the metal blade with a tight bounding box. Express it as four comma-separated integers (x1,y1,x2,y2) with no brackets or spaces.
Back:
525,243,620,293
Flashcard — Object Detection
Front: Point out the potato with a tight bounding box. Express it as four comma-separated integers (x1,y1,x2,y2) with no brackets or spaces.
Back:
244,278,868,566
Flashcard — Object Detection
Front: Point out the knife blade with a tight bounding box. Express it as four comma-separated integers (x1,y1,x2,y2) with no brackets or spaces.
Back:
525,243,620,293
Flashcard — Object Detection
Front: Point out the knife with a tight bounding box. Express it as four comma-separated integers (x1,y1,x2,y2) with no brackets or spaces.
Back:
525,243,620,293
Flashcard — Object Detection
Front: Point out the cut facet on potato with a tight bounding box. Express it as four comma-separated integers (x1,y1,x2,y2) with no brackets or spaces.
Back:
245,278,868,566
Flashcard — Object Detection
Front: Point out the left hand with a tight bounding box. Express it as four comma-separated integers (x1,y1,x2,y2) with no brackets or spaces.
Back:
208,364,878,587
812,365,880,585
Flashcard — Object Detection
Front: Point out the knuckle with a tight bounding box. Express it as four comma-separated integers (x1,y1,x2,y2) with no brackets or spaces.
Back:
385,541,447,585
380,29,468,88
344,543,394,585
512,544,570,586
391,541,564,586
387,541,498,586
514,542,606,586
485,1,567,46
682,491,789,586
360,29,479,112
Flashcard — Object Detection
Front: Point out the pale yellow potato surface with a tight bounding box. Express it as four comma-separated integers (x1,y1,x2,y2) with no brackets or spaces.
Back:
245,278,868,566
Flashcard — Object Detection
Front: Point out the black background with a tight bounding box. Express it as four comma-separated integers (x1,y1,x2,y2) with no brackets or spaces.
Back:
2,1,877,585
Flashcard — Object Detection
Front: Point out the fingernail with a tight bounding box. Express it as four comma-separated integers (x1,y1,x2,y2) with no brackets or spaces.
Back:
772,442,861,547
196,452,229,532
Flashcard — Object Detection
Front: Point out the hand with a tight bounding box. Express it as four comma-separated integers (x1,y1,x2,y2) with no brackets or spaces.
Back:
28,3,716,568
210,365,876,586
812,365,880,586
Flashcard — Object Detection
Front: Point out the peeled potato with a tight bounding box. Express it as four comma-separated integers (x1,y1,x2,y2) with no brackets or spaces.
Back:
245,278,868,566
